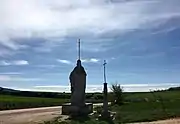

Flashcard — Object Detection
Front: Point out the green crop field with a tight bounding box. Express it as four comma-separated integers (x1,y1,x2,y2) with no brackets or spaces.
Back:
0,95,69,110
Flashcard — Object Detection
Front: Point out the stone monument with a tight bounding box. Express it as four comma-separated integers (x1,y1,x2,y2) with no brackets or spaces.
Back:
62,39,93,116
100,60,112,119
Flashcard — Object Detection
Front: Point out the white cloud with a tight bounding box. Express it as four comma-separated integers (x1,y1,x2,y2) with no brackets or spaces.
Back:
0,0,180,55
13,60,29,65
82,58,100,63
0,75,42,82
28,83,180,93
0,61,11,66
0,72,22,75
0,60,29,66
34,64,57,68
0,75,11,81
90,58,99,63
57,59,72,65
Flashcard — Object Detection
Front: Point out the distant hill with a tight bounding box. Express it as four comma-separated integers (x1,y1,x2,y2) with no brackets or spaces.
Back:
0,87,71,99
0,87,102,101
0,87,18,92
168,87,180,91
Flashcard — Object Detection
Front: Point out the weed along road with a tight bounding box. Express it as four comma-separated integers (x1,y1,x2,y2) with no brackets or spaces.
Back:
0,106,62,124
0,103,104,124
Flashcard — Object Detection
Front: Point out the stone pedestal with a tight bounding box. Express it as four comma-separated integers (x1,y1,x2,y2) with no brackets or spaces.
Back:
62,103,93,116
101,110,111,119
103,83,108,113
100,82,113,120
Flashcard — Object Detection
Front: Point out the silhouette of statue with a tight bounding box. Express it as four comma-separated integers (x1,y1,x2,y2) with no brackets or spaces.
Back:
62,40,93,116
69,59,87,107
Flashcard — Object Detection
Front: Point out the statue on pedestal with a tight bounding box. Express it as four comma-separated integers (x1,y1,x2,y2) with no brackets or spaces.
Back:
61,39,93,116
69,59,86,107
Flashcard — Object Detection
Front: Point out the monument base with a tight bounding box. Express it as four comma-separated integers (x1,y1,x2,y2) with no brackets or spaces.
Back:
62,103,93,116
99,110,115,121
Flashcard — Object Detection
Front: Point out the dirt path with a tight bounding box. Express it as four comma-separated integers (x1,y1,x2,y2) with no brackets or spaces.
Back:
0,103,104,124
132,118,180,124
0,106,62,124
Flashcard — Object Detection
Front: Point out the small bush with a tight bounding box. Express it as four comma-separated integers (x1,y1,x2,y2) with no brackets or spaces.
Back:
111,83,123,105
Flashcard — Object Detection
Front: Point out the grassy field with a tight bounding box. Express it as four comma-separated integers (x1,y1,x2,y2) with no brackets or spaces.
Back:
124,90,180,101
0,94,103,110
1,90,180,123
0,95,69,110
110,100,180,123
113,90,180,123
44,90,180,124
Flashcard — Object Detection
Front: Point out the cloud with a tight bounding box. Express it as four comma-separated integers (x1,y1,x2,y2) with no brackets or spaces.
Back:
57,59,72,65
0,72,22,75
82,58,100,63
0,75,11,81
0,60,29,66
29,85,102,93
0,61,11,66
12,60,29,65
0,0,180,55
34,64,57,68
29,83,180,93
57,58,100,64
0,75,42,81
0,48,14,57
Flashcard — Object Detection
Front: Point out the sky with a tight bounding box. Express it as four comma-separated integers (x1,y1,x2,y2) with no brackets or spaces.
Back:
0,0,180,92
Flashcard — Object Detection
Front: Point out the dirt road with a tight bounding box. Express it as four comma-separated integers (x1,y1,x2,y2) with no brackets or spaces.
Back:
133,118,180,124
0,106,62,124
1,103,179,124
0,103,104,124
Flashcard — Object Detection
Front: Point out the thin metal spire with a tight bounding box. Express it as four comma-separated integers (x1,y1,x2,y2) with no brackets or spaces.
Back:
78,39,80,60
103,60,107,83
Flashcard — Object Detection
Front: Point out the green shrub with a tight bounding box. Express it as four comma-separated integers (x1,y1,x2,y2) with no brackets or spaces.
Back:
111,83,123,105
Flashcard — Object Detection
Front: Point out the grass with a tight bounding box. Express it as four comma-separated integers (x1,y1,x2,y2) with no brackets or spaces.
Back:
43,90,180,124
110,90,180,123
0,94,103,110
0,94,69,110
110,100,180,123
124,90,180,101
1,90,180,123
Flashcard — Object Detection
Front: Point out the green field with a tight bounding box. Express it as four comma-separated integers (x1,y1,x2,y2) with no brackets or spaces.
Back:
44,90,180,124
0,95,69,110
0,94,103,110
115,90,180,123
1,90,180,123
124,90,180,101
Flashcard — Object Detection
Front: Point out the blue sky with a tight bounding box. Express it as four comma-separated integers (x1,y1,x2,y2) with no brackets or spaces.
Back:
0,0,180,92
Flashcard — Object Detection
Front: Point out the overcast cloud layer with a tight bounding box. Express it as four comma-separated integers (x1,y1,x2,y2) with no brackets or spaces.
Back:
1,0,180,52
0,0,180,92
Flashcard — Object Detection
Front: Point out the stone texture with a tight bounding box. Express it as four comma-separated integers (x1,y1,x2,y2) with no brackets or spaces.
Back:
62,103,93,116
62,60,93,116
100,82,113,120
103,82,108,113
69,60,86,107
